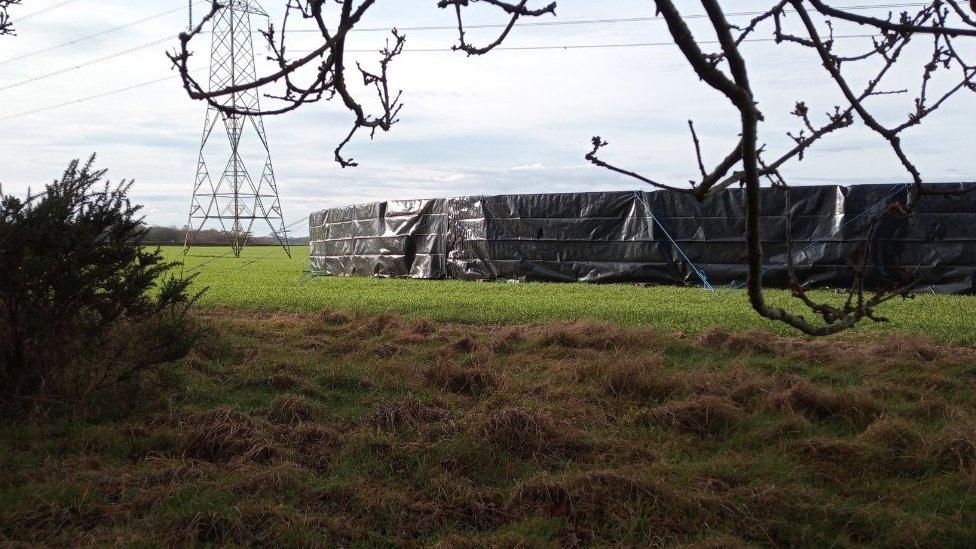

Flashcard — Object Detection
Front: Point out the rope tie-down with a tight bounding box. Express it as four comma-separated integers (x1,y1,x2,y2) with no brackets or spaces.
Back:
634,191,716,293
728,182,911,291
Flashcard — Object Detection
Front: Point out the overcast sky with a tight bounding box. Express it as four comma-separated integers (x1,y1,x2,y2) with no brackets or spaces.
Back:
0,0,973,234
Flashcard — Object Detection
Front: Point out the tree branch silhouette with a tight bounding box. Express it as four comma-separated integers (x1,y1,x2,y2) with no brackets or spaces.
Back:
585,0,974,335
171,0,976,335
169,0,553,167
0,0,20,36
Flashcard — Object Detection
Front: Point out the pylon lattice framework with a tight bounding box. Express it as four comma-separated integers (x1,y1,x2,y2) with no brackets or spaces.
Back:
184,0,290,258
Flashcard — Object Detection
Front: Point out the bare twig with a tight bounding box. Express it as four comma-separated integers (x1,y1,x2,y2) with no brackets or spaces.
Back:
437,0,556,55
169,0,555,168
587,0,976,335
0,0,21,36
169,0,975,336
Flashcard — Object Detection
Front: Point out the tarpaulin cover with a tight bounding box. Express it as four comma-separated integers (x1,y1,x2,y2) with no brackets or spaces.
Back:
308,183,976,293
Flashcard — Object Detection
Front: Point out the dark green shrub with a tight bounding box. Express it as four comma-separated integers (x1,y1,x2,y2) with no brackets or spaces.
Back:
0,156,202,416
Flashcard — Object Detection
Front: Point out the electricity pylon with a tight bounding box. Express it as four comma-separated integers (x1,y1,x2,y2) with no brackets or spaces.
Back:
183,0,290,258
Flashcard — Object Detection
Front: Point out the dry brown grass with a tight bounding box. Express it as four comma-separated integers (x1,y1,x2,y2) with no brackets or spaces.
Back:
266,393,319,424
356,313,403,338
319,307,354,326
912,397,953,420
533,321,647,351
451,336,479,354
698,326,975,369
930,422,976,473
371,395,450,430
424,361,499,397
637,396,743,436
269,371,301,390
793,436,882,479
698,327,778,355
166,511,243,545
508,469,688,527
233,461,314,497
490,325,524,354
178,407,277,463
604,355,675,401
472,405,589,457
792,418,937,480
770,380,882,426
6,309,976,547
278,421,339,448
861,417,924,452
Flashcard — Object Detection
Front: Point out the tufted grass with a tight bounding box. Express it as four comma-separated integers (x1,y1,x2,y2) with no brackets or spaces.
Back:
2,309,975,546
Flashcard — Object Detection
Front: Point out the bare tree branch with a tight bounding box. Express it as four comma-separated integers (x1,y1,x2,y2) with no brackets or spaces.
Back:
0,0,20,36
437,0,556,55
169,0,554,168
169,0,976,336
590,0,975,335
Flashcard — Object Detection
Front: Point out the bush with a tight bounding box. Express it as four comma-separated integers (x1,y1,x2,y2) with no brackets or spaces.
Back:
0,156,202,417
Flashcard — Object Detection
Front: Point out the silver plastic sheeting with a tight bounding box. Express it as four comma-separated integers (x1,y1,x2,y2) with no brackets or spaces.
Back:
308,183,976,293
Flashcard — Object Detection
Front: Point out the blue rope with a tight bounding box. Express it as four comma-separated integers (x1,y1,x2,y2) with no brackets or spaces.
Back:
729,182,911,290
634,191,715,293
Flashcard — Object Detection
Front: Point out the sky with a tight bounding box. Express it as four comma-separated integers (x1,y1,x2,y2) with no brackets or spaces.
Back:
0,0,973,235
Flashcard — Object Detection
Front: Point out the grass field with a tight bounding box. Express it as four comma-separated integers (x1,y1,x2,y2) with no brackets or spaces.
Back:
2,310,975,545
169,245,976,344
2,245,975,546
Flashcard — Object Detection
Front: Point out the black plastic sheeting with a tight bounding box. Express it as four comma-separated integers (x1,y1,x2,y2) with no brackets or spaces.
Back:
308,183,976,294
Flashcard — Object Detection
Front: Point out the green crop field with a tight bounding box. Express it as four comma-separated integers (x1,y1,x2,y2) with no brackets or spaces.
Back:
167,246,976,344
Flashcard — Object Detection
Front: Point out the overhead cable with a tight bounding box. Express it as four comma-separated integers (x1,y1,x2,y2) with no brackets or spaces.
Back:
0,73,187,121
0,4,188,67
0,1,932,92
15,0,87,23
0,32,885,122
0,35,175,93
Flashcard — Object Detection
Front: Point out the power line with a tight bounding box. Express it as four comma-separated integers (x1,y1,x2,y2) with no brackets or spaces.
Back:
0,73,184,122
331,32,881,53
0,4,189,67
0,36,175,93
15,0,87,23
290,3,929,33
186,2,929,35
0,32,886,122
172,2,930,37
1,0,933,48
0,1,932,93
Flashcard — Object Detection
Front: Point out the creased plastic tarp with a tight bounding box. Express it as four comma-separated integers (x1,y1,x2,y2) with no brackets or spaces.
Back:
308,183,976,293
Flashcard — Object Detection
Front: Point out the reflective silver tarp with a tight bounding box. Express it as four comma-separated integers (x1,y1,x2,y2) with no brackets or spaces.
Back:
308,184,976,293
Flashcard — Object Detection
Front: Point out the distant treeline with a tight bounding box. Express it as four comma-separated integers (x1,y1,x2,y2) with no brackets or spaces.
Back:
142,225,309,246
